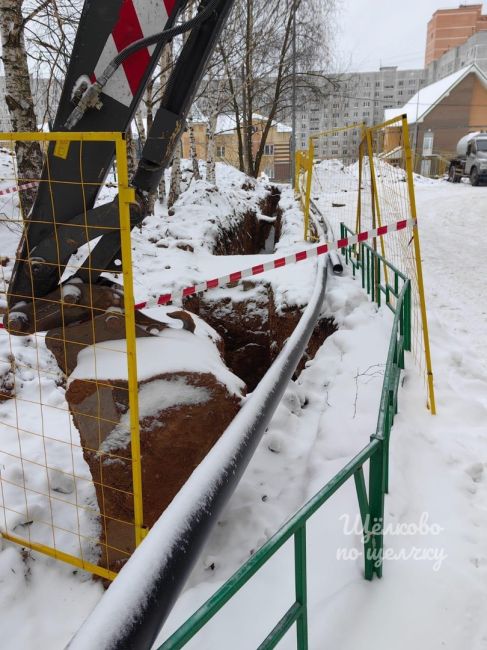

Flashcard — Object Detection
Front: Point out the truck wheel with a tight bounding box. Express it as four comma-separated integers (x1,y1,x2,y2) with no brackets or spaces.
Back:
448,164,461,183
470,167,480,186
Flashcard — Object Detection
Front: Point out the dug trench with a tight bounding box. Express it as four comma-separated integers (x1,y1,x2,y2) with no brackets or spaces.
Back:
184,186,337,391
55,186,336,579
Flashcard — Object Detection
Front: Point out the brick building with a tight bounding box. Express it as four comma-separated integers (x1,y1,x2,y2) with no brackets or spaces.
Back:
384,63,487,176
425,4,487,66
181,114,292,182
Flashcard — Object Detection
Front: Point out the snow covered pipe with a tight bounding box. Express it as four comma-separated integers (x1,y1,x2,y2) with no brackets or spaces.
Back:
328,251,343,275
66,258,329,650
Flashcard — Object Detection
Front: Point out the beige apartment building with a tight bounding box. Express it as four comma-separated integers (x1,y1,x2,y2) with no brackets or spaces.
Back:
425,4,487,65
181,114,292,182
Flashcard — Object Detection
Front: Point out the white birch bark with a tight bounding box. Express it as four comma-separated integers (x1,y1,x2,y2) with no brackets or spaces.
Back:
167,141,182,209
206,113,218,185
157,42,173,204
125,126,137,180
188,117,200,180
0,0,43,215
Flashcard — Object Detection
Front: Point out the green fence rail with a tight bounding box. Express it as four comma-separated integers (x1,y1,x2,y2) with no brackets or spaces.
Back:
158,238,411,650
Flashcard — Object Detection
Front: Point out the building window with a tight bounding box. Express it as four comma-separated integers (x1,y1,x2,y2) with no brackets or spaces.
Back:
422,131,434,156
217,146,225,157
264,144,274,155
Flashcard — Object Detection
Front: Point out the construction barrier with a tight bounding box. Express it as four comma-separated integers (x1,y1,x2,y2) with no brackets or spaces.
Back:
295,139,314,241
0,132,142,581
296,117,436,414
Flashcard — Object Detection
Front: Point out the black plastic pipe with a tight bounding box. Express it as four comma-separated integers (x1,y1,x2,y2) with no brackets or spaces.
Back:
67,259,329,650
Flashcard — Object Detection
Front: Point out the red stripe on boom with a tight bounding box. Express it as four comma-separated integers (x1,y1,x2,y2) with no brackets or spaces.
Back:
230,271,242,282
377,225,388,236
357,231,368,242
163,0,177,13
274,257,286,268
252,264,265,275
112,0,151,96
295,251,307,262
337,238,348,248
396,220,408,230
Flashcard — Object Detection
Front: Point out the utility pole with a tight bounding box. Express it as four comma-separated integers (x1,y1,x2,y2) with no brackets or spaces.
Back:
291,0,297,187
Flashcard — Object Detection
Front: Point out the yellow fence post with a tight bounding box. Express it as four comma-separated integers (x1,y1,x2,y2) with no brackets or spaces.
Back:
303,137,314,241
115,133,147,543
401,117,437,414
365,128,389,285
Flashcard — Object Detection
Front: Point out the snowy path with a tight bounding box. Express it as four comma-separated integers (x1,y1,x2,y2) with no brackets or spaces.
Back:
301,180,487,649
158,180,487,649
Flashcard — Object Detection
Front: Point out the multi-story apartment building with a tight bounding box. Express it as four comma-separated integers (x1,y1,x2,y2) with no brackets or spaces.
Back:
426,28,487,82
425,4,487,66
296,67,427,160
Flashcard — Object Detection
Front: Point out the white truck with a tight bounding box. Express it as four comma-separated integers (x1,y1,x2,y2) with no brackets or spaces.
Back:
448,132,487,185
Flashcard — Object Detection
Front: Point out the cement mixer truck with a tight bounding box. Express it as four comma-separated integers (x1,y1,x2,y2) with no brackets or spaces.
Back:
448,132,487,185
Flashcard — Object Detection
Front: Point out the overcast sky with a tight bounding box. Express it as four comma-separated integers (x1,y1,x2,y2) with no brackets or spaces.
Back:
335,0,486,72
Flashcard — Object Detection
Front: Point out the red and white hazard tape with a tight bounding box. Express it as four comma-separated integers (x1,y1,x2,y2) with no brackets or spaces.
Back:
0,181,38,197
0,217,415,331
134,217,416,309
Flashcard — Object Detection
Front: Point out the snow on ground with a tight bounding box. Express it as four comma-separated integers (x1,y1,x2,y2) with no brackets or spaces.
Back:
156,176,487,649
0,154,486,650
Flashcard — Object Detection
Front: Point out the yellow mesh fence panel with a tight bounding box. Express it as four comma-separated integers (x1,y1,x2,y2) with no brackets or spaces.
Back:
0,132,142,581
298,118,436,413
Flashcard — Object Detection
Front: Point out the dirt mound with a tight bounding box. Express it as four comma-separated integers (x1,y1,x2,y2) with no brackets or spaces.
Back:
66,370,242,576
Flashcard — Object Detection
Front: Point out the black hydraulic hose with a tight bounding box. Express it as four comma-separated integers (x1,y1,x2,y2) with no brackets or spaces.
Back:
107,0,220,76
66,259,329,650
65,0,221,129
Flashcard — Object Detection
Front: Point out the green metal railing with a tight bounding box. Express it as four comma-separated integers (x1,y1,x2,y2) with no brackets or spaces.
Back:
158,238,411,650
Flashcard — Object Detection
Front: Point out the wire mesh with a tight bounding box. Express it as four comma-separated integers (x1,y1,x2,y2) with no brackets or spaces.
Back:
0,132,141,581
303,118,435,411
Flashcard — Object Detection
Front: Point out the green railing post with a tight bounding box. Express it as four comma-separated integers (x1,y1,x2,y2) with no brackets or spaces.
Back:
294,526,308,650
404,281,412,352
367,436,386,579
354,466,375,578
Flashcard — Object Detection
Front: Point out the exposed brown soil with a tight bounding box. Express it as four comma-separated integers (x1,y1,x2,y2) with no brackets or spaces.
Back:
66,371,242,576
213,186,282,256
185,285,336,391
184,186,337,390
60,184,335,580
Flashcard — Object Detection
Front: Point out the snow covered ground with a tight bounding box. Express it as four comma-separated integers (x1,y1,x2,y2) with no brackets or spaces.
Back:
0,160,486,650
156,177,487,649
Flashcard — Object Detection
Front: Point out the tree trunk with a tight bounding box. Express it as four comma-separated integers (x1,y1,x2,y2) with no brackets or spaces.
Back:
157,42,173,205
206,114,217,185
135,109,146,148
188,118,200,180
125,127,137,180
168,141,182,209
0,0,43,215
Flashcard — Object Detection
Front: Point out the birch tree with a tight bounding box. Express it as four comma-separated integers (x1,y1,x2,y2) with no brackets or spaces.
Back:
215,0,339,177
188,116,200,181
0,0,44,213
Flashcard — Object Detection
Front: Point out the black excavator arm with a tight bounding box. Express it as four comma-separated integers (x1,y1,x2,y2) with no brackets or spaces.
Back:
6,0,235,334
